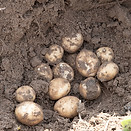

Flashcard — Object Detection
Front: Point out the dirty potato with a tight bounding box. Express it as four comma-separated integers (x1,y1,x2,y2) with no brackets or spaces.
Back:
79,77,101,100
76,49,100,77
96,47,114,63
45,44,64,64
53,62,74,82
15,86,36,102
62,33,83,53
35,63,53,81
49,78,71,100
15,101,43,126
54,96,79,118
97,61,119,82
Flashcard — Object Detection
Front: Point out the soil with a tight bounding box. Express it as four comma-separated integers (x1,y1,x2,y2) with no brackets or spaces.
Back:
0,0,131,131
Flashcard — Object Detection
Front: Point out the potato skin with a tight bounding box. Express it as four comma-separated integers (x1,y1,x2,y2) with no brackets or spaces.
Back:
76,49,100,77
54,96,79,118
97,62,119,82
49,78,71,100
53,62,74,82
15,101,43,126
79,77,101,100
15,86,36,102
96,47,114,63
35,63,53,81
45,44,64,64
62,33,83,53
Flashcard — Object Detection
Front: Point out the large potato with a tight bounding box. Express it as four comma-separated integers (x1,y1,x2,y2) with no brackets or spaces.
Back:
49,78,71,100
76,49,100,77
62,33,83,53
54,96,79,118
45,44,64,64
79,77,101,100
15,101,43,126
53,62,74,82
96,47,114,63
15,86,36,102
97,61,119,82
35,63,53,81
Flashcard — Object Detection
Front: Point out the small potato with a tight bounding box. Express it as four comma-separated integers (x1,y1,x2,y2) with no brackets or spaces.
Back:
79,77,101,100
15,101,43,126
76,49,100,77
49,78,71,100
53,62,74,82
35,63,53,81
15,86,36,102
96,47,114,63
97,61,119,82
62,33,83,53
45,44,64,64
54,96,79,118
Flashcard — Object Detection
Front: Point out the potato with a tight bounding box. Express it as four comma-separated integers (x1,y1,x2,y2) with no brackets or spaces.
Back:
45,44,64,64
49,78,71,100
96,47,114,63
97,61,119,82
15,86,36,102
54,96,79,118
62,33,83,53
15,101,43,126
79,77,101,100
53,62,74,82
76,49,100,77
35,63,53,81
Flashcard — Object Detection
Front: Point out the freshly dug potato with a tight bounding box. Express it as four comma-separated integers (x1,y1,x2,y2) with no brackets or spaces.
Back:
15,101,43,126
62,33,83,53
15,86,36,102
45,44,64,64
49,78,71,100
76,49,100,77
54,96,79,118
97,61,119,82
53,62,74,82
35,63,53,81
79,77,101,100
96,47,114,63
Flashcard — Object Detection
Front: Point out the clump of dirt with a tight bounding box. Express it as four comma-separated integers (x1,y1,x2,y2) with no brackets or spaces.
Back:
0,0,131,130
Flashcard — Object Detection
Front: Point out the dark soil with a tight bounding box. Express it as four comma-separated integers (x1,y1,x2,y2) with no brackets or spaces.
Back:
0,0,131,130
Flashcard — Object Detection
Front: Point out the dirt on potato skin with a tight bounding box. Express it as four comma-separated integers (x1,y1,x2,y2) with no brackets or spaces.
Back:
0,0,131,131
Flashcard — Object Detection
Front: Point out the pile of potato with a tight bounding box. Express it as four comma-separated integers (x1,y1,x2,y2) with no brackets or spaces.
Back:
14,32,119,126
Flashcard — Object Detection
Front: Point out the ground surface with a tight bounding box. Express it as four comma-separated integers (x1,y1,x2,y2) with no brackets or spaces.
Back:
0,0,131,131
